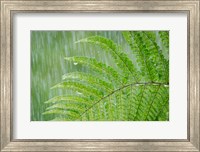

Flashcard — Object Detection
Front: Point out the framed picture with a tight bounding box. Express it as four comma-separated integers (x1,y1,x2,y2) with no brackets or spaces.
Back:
0,0,199,151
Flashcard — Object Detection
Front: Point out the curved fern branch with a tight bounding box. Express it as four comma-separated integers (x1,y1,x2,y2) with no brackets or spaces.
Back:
44,31,169,121
78,82,168,120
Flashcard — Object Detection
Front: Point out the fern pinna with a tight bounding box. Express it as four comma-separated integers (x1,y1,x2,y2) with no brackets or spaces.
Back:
43,31,169,121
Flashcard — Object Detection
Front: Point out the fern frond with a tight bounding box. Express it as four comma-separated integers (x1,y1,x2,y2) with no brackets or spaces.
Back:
44,32,169,121
62,72,113,91
123,31,169,82
132,85,168,121
122,31,153,81
64,56,124,85
51,81,104,98
141,31,169,82
75,82,168,121
45,95,90,105
46,103,85,112
42,109,80,117
76,36,139,82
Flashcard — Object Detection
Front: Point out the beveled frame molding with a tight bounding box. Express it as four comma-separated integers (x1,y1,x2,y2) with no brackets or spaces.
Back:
1,0,199,151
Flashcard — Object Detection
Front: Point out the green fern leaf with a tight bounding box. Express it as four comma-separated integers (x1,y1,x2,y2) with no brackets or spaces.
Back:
122,31,169,82
45,95,90,105
64,56,124,85
42,109,80,117
51,81,104,98
76,36,139,82
62,72,113,91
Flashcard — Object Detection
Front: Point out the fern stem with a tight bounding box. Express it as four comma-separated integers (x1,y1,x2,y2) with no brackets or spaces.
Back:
77,81,168,120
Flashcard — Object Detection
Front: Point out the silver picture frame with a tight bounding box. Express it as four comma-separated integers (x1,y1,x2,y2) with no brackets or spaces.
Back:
0,0,199,151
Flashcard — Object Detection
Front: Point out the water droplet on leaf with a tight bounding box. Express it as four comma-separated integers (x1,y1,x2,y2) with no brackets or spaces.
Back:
76,91,82,95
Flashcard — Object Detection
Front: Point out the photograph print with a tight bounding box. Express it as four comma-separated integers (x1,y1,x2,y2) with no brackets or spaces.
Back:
31,31,169,121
